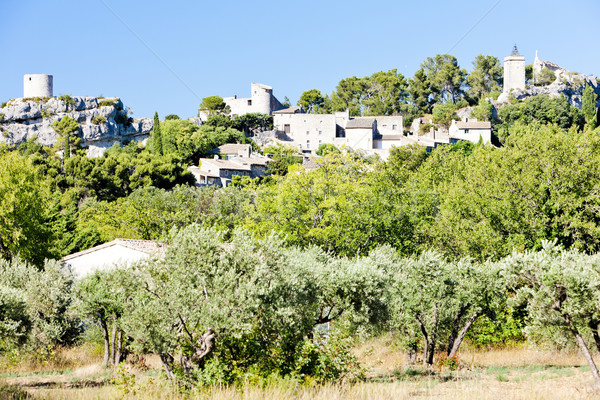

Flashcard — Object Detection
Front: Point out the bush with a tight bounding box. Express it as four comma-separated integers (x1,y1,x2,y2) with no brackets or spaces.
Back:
92,115,107,125
165,114,180,120
98,99,116,108
535,68,556,86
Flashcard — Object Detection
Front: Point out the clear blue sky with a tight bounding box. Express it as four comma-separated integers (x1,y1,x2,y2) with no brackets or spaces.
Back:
1,0,598,119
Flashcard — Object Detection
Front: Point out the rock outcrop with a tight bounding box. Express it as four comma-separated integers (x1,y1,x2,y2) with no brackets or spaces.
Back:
497,57,600,108
0,96,153,157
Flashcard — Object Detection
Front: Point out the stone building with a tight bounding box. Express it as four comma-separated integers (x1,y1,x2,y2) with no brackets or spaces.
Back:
498,46,525,102
223,83,285,117
272,108,404,158
448,117,492,144
188,144,270,187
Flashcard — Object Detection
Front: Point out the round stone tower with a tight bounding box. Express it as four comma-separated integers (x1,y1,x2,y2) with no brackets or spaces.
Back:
23,74,53,98
502,46,525,94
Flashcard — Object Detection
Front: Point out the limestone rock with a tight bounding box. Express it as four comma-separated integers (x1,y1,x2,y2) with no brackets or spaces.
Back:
0,96,153,157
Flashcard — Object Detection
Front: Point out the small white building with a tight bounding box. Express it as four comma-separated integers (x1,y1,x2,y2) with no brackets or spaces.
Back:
448,118,492,144
61,239,165,279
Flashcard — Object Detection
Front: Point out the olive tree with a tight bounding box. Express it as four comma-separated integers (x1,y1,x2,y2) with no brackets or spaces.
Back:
502,241,600,390
390,251,504,365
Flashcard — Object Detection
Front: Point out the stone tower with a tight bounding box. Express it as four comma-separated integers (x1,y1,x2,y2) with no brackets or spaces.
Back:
502,46,525,94
23,74,53,98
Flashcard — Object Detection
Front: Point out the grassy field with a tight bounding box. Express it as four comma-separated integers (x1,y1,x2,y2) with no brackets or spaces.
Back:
1,338,599,399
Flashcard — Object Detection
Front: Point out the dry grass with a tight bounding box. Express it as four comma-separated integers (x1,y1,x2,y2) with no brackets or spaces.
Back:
2,338,600,399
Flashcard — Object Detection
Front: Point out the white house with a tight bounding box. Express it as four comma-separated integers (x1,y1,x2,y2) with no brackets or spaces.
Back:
448,118,492,144
61,239,166,278
223,83,285,117
188,148,270,187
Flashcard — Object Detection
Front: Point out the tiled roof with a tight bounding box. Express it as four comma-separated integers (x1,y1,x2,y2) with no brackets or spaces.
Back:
61,239,166,262
272,106,302,114
346,118,375,129
208,144,251,155
456,121,491,129
200,158,252,171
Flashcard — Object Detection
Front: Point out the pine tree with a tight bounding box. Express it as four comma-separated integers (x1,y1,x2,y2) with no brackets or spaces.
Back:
152,112,163,155
582,85,598,129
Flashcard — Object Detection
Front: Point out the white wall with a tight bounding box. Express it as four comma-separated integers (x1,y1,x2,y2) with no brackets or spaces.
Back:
24,74,53,98
273,113,337,153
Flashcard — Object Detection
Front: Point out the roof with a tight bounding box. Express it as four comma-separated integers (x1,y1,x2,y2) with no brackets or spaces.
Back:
345,118,375,129
230,156,269,167
456,121,491,129
376,135,405,141
199,158,252,171
272,106,302,115
61,239,166,262
208,144,252,155
188,165,220,178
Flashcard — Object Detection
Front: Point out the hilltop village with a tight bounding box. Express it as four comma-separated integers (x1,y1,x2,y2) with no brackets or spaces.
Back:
1,47,598,188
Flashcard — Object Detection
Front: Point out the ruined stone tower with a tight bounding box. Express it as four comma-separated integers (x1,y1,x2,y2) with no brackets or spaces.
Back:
502,46,525,94
23,74,53,98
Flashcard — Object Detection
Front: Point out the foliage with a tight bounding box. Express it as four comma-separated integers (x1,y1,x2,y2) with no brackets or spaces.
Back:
98,99,117,108
91,115,107,125
165,114,180,120
51,116,80,159
582,85,597,129
0,151,53,264
151,112,163,155
59,94,75,111
432,103,458,128
535,68,556,86
421,54,467,104
407,68,434,114
0,257,80,351
502,242,600,388
467,54,502,103
315,143,340,157
198,95,230,116
298,89,325,113
471,99,494,122
497,95,584,142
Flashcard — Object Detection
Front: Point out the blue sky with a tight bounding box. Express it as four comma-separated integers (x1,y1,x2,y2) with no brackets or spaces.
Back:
1,0,598,118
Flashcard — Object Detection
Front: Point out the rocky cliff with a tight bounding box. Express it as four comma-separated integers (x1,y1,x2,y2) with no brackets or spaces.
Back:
0,96,153,157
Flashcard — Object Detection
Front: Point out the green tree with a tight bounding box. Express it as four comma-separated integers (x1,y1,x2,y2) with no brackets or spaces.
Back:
331,76,365,116
0,151,53,264
298,89,325,113
535,68,556,86
151,112,163,155
502,242,600,390
198,95,230,116
432,103,458,128
51,115,80,160
362,69,408,116
408,68,434,114
582,85,598,129
467,54,502,102
421,54,467,104
316,143,341,156
471,98,494,122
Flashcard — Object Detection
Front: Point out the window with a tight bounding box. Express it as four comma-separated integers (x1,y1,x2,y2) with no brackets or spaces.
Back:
464,129,470,134
392,124,397,130
318,130,322,135
306,131,309,135
247,100,252,106
319,140,322,144
307,140,310,149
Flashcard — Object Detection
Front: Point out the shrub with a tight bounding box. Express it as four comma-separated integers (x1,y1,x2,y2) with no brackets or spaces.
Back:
92,115,107,125
98,100,116,108
0,102,7,109
165,114,180,120
59,94,75,110
0,113,4,121
535,68,556,86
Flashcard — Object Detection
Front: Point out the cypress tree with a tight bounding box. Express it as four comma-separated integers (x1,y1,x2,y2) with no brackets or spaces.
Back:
582,85,597,129
152,112,163,155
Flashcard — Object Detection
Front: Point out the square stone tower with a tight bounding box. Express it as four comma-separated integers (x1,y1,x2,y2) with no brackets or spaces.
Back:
502,46,525,94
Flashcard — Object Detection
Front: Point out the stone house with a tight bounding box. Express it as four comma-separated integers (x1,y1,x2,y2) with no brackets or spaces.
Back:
188,149,270,187
61,239,165,278
448,117,492,144
272,109,404,158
